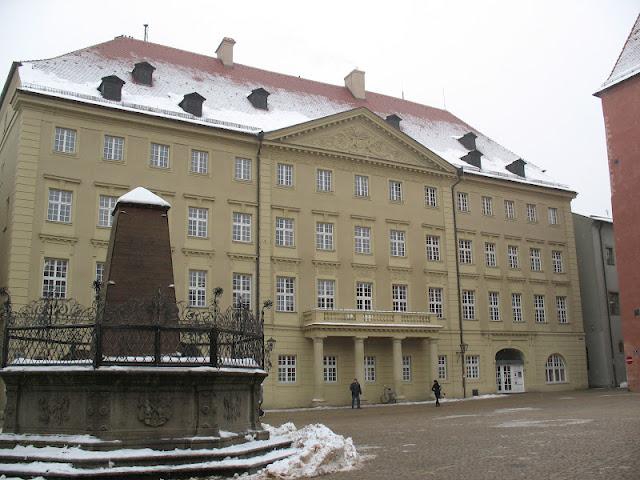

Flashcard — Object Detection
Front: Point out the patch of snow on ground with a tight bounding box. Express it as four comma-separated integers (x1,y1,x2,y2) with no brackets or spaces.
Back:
619,381,629,389
492,407,540,414
496,419,593,428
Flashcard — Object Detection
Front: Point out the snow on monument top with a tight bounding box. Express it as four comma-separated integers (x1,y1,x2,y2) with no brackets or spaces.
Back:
116,187,171,208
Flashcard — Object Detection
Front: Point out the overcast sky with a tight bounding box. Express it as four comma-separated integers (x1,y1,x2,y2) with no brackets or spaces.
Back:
1,0,637,216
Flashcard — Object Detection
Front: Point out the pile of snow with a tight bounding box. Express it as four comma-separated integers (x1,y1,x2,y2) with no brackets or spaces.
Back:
619,381,629,389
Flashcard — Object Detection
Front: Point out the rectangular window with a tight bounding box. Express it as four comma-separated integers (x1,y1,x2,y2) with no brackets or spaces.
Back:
489,291,500,321
47,189,72,223
275,217,295,247
103,135,124,161
188,207,208,238
424,186,438,208
316,222,334,251
232,212,252,243
276,277,296,312
54,127,76,153
465,355,480,379
438,355,447,380
552,250,564,273
556,296,568,324
608,292,620,315
356,282,373,311
605,247,615,266
42,258,68,298
191,149,209,174
534,294,546,323
428,287,444,318
95,262,105,284
150,143,169,168
457,192,469,212
365,356,376,382
323,356,337,383
402,355,412,382
277,355,296,383
526,203,537,222
235,157,252,181
354,226,371,254
485,242,497,267
458,239,473,264
482,196,493,216
392,284,408,312
317,279,335,310
317,169,333,192
462,290,475,320
512,293,523,322
355,175,369,197
530,248,542,271
548,207,558,225
426,235,441,262
389,180,403,202
277,163,293,187
232,273,252,309
504,200,515,219
97,195,117,227
188,270,207,307
390,230,406,257
508,245,520,269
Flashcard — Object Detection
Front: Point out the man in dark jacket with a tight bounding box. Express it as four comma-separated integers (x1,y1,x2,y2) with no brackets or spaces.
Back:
350,378,362,409
432,379,442,407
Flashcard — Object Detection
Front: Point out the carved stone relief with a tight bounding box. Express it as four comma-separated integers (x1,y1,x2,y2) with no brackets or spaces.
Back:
137,393,173,427
86,392,111,432
223,392,242,422
38,395,70,426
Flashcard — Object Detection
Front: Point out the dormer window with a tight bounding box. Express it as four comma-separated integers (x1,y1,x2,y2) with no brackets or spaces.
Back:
460,150,482,169
97,75,125,101
506,158,527,178
179,92,206,117
247,88,270,110
132,61,155,86
457,132,477,150
385,114,402,130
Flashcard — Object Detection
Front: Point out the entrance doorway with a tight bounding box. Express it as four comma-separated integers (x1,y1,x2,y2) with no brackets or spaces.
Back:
495,348,525,393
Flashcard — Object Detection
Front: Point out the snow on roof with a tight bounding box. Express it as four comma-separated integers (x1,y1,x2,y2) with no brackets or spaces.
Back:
597,14,640,94
116,187,171,208
15,36,570,191
589,215,613,224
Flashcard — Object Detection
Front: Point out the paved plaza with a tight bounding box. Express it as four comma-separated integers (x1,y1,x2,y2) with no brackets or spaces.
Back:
265,390,640,480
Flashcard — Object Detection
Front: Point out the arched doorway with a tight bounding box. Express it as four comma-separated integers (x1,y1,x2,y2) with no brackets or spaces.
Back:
495,348,525,393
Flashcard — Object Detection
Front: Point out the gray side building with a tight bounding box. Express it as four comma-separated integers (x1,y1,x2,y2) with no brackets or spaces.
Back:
573,214,626,387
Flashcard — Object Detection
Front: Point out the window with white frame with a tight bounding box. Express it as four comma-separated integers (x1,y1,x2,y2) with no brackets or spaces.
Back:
545,354,566,383
552,250,564,273
103,135,124,161
458,239,473,264
482,196,493,216
191,149,209,174
457,192,469,212
354,226,371,254
354,175,369,197
402,355,412,382
534,294,546,323
530,248,542,271
235,157,252,181
392,284,408,312
323,355,337,383
485,242,497,267
462,290,476,320
512,293,523,322
364,356,376,382
438,355,447,379
278,355,296,383
389,180,403,202
42,258,68,298
54,127,76,153
316,222,334,251
188,270,207,307
424,186,438,208
277,163,293,187
465,355,480,379
47,189,72,223
188,207,208,238
428,287,444,318
276,276,295,312
556,296,568,324
317,279,335,310
390,230,406,257
232,212,252,242
508,245,520,269
317,169,333,192
504,199,516,219
232,273,252,309
275,217,295,247
526,203,537,222
426,235,441,262
150,143,169,168
548,207,559,225
95,262,105,284
488,291,500,321
97,195,117,227
356,282,373,311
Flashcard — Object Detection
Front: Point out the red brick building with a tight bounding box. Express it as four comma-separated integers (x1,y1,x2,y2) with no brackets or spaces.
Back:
595,13,640,391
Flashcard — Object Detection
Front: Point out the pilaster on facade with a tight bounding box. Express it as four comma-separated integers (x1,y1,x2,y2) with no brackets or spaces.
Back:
258,152,274,324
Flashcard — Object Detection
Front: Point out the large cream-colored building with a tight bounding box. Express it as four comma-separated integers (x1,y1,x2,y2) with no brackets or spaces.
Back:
0,36,587,408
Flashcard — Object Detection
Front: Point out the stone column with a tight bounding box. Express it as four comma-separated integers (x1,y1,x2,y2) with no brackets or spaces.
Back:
392,337,405,401
354,336,366,400
312,337,325,406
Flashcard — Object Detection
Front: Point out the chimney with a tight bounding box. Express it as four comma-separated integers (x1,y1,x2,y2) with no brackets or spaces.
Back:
345,69,365,100
216,37,236,67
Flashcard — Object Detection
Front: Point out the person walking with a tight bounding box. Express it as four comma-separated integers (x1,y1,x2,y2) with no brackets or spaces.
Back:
431,379,442,407
350,378,362,409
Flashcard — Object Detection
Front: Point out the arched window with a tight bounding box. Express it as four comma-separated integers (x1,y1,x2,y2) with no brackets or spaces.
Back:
545,354,566,383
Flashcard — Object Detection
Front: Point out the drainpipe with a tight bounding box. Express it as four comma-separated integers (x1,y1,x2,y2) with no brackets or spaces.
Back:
255,131,264,318
596,220,618,387
450,167,467,398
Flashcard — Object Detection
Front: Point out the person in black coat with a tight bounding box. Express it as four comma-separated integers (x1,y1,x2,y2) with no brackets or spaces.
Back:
350,378,362,409
431,379,442,407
